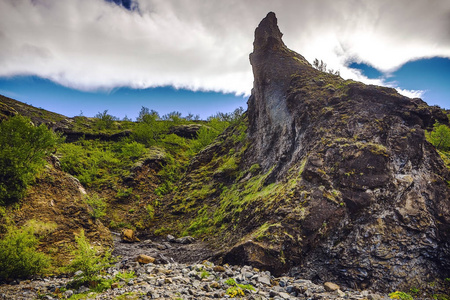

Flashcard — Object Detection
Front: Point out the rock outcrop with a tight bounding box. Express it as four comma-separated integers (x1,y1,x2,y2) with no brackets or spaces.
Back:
243,12,450,291
168,12,450,293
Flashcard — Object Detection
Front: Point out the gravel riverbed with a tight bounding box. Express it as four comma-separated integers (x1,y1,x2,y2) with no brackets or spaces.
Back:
0,235,392,300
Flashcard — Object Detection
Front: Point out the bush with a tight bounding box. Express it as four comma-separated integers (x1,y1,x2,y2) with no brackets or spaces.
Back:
94,110,118,130
116,141,146,160
0,115,59,204
66,229,114,283
133,107,168,146
85,194,107,220
190,126,220,153
429,123,450,151
0,223,51,279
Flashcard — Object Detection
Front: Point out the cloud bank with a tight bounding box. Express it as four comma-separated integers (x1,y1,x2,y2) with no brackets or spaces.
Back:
0,0,449,97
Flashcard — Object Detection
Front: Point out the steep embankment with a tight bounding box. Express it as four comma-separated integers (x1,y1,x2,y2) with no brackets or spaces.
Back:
164,12,450,292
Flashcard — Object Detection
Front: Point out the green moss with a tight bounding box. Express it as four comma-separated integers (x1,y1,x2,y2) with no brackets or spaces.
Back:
254,222,282,241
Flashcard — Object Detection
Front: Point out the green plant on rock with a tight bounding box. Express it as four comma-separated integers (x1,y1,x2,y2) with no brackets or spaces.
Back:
65,229,115,283
85,194,107,220
389,291,413,300
0,115,60,204
115,187,133,201
200,270,210,279
146,204,155,220
225,277,255,298
0,223,51,279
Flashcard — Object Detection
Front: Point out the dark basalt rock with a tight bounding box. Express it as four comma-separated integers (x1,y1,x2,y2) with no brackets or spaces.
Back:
56,128,132,142
233,12,450,291
169,124,203,139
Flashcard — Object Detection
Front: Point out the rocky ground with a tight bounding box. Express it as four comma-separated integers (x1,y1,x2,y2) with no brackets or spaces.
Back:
0,234,394,300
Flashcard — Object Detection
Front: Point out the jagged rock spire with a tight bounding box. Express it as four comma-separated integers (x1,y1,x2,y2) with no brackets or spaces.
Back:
253,12,285,51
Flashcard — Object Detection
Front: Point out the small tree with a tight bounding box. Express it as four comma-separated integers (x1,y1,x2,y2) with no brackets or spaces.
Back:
313,58,327,72
429,123,450,151
0,115,59,204
136,106,159,123
313,58,340,76
134,107,167,146
94,110,118,130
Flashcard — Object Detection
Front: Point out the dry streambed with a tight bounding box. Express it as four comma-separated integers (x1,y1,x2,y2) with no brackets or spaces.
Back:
0,233,391,300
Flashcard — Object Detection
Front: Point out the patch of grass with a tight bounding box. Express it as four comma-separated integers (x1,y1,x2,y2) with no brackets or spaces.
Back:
254,222,282,241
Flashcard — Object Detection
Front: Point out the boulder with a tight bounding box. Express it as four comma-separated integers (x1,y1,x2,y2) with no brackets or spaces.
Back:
175,236,195,244
169,124,203,139
136,254,155,264
324,282,340,292
121,229,140,243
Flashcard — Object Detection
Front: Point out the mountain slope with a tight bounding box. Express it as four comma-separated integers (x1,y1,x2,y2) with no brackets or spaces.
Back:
164,12,450,292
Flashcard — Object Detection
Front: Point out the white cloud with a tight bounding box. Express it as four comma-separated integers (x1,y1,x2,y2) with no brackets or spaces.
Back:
0,0,449,97
394,88,426,99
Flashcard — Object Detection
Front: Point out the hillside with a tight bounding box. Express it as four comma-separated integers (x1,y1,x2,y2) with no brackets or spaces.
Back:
157,12,450,293
1,11,450,299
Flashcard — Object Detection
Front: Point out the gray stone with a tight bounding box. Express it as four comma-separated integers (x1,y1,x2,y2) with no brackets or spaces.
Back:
258,275,271,286
63,290,74,298
166,234,176,242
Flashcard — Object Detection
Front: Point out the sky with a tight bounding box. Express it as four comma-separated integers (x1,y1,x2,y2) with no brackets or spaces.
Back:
0,0,449,120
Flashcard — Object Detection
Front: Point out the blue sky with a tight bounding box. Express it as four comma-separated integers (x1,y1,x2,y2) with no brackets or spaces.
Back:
0,0,449,119
349,57,450,109
0,76,247,119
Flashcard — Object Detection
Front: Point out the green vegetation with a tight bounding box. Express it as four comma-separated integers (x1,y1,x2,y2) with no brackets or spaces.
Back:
225,277,255,298
389,291,413,300
0,222,51,279
94,110,119,130
0,115,60,204
426,122,450,170
200,270,210,279
429,123,450,151
66,229,115,283
58,139,144,188
85,194,107,220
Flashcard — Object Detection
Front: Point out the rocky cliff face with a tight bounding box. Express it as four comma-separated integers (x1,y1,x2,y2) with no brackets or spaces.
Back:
243,12,450,291
168,12,450,293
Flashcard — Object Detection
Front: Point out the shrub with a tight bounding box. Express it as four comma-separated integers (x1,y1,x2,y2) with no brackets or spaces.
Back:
66,229,114,283
133,107,168,146
0,115,59,204
85,194,107,220
117,141,146,160
94,110,118,130
429,123,450,151
0,223,51,279
190,126,220,153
